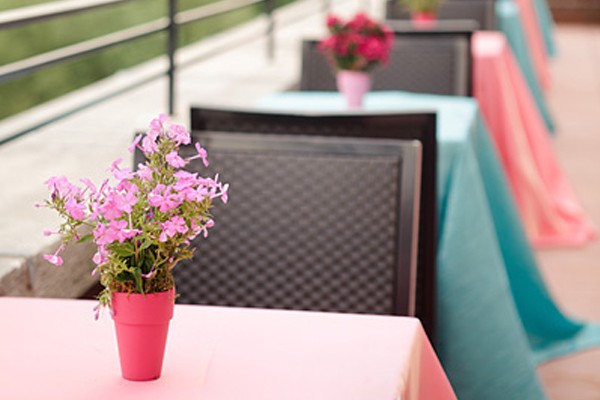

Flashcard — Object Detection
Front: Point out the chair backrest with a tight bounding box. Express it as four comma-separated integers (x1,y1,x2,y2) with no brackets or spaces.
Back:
299,22,475,96
385,0,496,30
189,106,438,340
176,131,422,319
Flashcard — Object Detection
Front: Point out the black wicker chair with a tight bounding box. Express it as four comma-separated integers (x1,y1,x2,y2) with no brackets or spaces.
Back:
175,131,422,321
299,21,476,96
385,0,496,30
188,106,438,341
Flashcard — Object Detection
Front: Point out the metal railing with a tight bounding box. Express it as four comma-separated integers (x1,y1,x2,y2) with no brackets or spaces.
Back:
0,0,280,145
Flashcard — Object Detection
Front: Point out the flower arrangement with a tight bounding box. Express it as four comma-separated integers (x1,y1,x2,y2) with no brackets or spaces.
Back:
40,114,228,317
318,12,394,73
400,0,442,14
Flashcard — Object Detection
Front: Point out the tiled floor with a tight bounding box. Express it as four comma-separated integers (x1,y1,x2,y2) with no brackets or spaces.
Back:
536,24,600,399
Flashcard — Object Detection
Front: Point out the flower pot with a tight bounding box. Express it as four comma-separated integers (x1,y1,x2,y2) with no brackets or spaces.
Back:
411,12,437,28
111,288,175,381
336,70,371,109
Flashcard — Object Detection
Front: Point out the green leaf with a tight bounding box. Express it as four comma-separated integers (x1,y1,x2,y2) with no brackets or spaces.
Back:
115,271,135,283
77,233,93,243
111,242,135,257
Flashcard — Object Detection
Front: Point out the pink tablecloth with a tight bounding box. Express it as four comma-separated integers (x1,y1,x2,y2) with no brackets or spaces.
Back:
0,297,456,400
515,0,551,89
473,31,595,247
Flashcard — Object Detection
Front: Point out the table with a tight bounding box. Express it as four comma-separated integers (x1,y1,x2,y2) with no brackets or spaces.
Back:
257,91,600,400
0,296,455,400
473,31,596,247
496,0,555,132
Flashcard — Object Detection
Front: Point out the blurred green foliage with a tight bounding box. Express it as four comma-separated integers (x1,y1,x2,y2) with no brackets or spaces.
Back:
0,0,286,120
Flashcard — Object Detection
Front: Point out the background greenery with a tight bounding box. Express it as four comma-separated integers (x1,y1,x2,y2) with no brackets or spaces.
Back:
0,0,288,120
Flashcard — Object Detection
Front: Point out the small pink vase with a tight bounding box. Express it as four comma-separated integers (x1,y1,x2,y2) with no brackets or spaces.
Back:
411,12,437,28
336,70,371,109
111,288,175,381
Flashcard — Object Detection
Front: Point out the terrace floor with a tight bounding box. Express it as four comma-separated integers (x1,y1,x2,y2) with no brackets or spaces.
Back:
0,0,599,398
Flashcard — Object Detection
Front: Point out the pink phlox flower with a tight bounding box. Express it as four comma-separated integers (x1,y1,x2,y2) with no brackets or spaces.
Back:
92,249,107,266
93,223,112,246
136,164,154,181
79,178,97,195
98,194,123,221
44,176,81,199
43,244,66,266
201,219,215,238
141,134,159,154
165,151,186,168
108,220,140,243
159,216,189,242
114,187,139,214
108,159,134,181
65,197,87,220
128,134,143,153
168,123,191,145
150,113,169,131
219,183,229,204
148,185,182,212
186,143,209,167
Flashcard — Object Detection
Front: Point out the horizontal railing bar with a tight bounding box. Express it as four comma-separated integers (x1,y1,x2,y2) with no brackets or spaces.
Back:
176,0,264,26
0,0,132,30
0,66,168,146
0,18,169,84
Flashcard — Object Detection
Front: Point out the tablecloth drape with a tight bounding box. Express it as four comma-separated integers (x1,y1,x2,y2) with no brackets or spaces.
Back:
258,91,600,400
496,0,555,132
473,32,596,247
533,0,557,58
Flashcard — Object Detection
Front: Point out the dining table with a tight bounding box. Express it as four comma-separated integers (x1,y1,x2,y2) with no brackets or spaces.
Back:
0,296,455,400
472,31,596,247
257,90,600,400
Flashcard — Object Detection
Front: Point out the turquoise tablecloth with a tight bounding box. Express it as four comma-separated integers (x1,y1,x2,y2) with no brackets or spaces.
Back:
534,0,557,58
258,91,600,400
496,0,555,133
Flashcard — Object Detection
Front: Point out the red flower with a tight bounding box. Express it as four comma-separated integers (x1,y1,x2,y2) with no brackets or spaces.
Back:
319,12,394,72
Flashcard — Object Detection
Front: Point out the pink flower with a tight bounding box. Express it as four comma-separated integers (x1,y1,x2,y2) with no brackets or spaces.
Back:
65,197,86,220
319,12,393,72
159,216,189,242
43,244,66,266
166,151,186,168
168,123,191,145
128,134,143,153
186,143,209,167
44,254,63,266
326,15,342,29
136,164,154,181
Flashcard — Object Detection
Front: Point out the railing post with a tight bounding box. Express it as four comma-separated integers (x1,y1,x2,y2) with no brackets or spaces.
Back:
167,0,177,115
265,0,274,61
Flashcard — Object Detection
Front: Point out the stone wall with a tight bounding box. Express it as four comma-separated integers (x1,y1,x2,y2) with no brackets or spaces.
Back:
0,238,99,299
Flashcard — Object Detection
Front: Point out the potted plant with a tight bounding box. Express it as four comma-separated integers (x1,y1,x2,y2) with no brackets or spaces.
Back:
40,114,228,381
318,12,394,109
400,0,443,26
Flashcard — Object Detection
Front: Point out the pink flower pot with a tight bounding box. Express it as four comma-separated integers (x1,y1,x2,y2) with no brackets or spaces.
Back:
111,288,175,381
411,12,437,28
336,70,371,109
